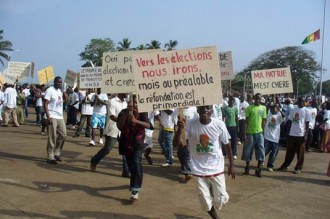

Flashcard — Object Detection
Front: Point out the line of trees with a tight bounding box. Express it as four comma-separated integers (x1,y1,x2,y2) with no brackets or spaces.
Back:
79,38,178,67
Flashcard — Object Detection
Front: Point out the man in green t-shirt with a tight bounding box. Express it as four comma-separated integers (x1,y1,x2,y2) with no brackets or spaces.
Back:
241,93,267,177
223,95,239,159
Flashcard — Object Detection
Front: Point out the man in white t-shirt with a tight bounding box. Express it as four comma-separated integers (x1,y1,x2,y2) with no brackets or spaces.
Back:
305,100,317,152
44,76,66,164
174,105,235,219
264,101,283,172
0,86,4,122
158,109,178,167
144,110,160,165
89,88,108,146
2,83,19,127
67,87,80,128
90,93,127,174
73,88,94,137
278,97,310,174
238,95,249,144
22,84,30,118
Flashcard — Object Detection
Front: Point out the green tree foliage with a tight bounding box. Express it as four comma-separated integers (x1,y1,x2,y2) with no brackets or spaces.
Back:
0,30,13,66
233,46,320,96
135,44,147,50
322,80,330,96
164,40,178,51
117,38,132,51
79,38,115,67
315,71,330,96
146,40,161,49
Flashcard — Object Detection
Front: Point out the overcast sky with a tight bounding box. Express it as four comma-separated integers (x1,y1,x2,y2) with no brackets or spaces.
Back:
1,0,329,83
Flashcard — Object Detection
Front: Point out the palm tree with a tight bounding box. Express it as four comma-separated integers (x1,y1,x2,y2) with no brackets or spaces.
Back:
164,40,178,51
0,30,13,66
146,40,161,50
136,44,147,50
117,38,132,51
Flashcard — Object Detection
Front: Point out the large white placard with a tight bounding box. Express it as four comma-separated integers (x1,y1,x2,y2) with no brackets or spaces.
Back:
132,46,223,112
4,61,32,83
251,67,293,95
101,50,162,94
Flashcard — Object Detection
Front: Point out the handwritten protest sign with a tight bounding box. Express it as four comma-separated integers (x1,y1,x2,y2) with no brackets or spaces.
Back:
38,66,55,85
80,67,102,89
65,69,77,87
7,61,32,81
251,67,293,95
132,46,223,112
3,70,16,84
102,50,161,94
219,51,234,80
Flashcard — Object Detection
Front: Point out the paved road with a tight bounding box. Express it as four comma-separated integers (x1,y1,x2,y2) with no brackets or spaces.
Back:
0,109,329,219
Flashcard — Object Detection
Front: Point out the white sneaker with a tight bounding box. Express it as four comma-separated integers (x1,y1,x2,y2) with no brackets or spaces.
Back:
267,167,274,172
89,140,95,146
238,141,242,145
233,155,237,160
99,138,103,145
161,163,172,167
130,191,139,200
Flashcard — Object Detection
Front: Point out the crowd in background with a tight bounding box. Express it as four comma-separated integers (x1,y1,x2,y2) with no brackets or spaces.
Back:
1,80,330,217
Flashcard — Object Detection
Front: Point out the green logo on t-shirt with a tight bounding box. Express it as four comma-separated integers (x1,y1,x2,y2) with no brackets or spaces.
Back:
196,134,214,153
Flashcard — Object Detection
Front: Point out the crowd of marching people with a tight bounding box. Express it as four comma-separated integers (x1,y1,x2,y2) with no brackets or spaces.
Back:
1,77,330,219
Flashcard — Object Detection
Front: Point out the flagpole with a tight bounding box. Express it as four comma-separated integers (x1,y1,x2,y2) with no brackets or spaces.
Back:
319,0,327,97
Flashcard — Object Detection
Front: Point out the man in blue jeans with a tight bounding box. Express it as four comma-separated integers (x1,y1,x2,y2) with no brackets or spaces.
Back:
158,109,178,167
264,101,283,172
241,93,267,177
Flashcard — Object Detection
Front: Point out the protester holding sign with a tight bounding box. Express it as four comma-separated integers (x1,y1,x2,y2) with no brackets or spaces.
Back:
117,95,153,201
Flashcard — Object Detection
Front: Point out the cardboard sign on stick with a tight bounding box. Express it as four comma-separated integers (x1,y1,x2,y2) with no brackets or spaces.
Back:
251,67,293,95
7,61,32,80
38,66,55,85
101,50,162,94
219,51,234,80
65,70,77,87
80,67,102,89
132,46,223,112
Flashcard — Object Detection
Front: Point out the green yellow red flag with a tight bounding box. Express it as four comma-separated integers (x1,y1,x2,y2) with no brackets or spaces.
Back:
302,29,320,44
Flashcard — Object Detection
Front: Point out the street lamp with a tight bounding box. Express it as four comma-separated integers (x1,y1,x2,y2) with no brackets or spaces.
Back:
297,79,300,97
7,49,20,60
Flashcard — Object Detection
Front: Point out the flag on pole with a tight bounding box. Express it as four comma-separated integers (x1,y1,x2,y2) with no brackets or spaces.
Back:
301,29,320,44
